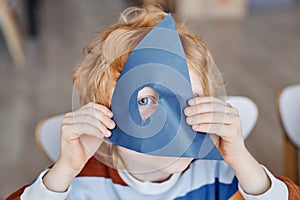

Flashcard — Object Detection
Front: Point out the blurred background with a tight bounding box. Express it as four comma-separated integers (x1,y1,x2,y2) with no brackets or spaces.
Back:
0,0,299,198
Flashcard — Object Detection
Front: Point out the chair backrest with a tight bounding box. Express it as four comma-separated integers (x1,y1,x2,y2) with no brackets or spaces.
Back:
35,114,65,162
278,84,300,149
226,96,258,139
277,84,300,183
35,96,258,163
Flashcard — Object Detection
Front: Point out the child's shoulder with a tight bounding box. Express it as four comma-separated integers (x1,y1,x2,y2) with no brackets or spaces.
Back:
76,156,126,185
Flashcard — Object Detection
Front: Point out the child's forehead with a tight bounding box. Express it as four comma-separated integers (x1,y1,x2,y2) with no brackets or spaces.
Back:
135,69,204,98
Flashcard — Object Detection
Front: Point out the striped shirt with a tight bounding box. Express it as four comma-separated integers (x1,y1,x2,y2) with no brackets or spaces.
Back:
13,157,289,200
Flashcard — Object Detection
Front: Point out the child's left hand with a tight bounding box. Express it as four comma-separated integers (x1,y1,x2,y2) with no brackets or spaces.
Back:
184,96,272,196
184,96,246,165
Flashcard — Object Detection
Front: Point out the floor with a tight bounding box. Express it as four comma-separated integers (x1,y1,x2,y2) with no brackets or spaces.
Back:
0,1,299,199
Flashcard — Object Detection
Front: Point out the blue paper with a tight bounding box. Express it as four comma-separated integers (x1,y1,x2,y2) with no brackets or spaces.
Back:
107,14,222,160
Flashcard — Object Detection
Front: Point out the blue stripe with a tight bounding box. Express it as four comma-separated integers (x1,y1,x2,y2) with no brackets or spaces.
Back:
175,177,238,200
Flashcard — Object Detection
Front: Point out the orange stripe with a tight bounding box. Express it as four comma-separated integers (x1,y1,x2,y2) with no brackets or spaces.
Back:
229,191,244,200
77,156,127,186
5,185,29,200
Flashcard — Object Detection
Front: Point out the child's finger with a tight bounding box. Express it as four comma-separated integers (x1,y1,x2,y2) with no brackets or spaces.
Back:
62,115,112,137
83,102,113,117
188,96,226,106
68,108,116,129
61,123,106,140
191,123,236,138
184,102,238,117
186,112,239,126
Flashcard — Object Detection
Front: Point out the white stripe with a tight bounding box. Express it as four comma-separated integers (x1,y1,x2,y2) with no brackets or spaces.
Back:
165,160,235,199
21,170,70,200
118,169,181,195
67,160,235,200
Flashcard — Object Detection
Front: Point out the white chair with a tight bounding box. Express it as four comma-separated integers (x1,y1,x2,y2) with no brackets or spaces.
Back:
35,96,258,163
35,113,65,163
277,84,300,184
226,96,258,140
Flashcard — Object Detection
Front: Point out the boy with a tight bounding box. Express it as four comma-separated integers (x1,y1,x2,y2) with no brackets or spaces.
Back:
7,5,299,200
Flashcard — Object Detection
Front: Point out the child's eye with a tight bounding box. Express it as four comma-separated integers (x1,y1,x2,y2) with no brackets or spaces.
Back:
137,87,159,121
138,97,153,106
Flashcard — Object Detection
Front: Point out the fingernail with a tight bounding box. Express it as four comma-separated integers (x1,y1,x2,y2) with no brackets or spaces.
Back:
184,108,191,115
107,111,113,117
186,117,194,124
109,121,115,128
192,125,198,131
105,130,111,137
188,99,195,105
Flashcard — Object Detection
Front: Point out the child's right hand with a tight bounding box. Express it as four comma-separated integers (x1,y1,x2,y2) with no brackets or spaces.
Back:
59,102,115,172
43,102,115,192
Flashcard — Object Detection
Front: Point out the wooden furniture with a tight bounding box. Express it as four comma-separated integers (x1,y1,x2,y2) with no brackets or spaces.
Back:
0,0,25,66
143,0,175,12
